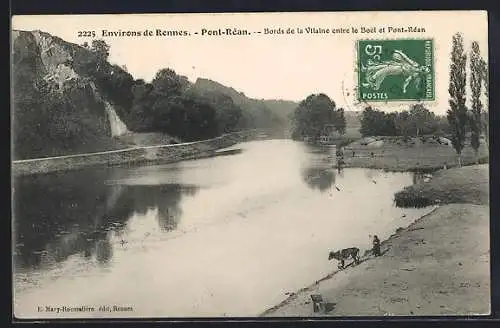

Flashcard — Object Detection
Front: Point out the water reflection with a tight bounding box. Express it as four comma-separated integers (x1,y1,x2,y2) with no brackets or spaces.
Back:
13,168,199,272
299,144,337,193
301,167,336,192
412,171,427,185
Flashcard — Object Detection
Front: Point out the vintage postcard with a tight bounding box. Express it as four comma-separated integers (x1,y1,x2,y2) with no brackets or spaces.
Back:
11,11,489,319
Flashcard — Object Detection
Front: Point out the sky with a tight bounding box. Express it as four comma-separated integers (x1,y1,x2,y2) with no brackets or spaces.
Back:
12,11,488,114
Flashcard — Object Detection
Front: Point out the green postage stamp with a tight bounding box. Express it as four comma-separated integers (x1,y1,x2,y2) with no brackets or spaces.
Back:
357,39,435,102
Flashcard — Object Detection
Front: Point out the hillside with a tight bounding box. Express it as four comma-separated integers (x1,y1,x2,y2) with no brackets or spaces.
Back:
12,29,133,160
189,78,290,129
260,99,298,122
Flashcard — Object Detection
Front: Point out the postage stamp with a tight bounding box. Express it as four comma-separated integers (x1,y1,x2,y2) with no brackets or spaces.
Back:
357,39,435,102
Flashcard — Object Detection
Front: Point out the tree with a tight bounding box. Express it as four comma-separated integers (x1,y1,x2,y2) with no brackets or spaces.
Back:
359,106,386,137
435,115,452,136
128,80,155,131
90,40,110,62
447,32,468,167
291,93,340,141
335,107,347,135
480,57,488,103
409,103,436,137
383,112,398,136
188,91,242,134
469,41,484,163
480,57,489,146
394,110,412,138
151,68,184,97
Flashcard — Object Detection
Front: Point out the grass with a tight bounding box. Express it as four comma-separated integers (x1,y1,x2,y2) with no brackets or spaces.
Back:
341,137,489,172
117,132,183,147
394,164,489,208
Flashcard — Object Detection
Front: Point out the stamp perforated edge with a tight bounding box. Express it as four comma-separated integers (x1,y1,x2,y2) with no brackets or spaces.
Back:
354,37,437,104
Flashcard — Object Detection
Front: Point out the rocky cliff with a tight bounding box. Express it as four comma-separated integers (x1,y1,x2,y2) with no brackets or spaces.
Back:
12,30,131,160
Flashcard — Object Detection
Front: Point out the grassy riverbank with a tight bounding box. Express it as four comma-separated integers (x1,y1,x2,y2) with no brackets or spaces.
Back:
11,130,262,176
262,164,490,317
340,138,488,172
394,165,489,207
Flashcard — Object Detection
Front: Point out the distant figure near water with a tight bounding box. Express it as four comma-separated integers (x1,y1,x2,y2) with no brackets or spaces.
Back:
372,235,381,257
336,147,345,173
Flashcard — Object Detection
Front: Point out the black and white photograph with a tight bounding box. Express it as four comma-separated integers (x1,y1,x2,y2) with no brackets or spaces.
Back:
11,11,490,318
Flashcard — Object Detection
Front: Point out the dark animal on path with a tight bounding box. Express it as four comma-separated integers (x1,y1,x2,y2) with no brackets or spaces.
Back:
328,247,360,269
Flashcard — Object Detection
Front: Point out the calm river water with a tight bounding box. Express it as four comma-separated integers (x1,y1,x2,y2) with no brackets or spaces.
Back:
13,140,432,318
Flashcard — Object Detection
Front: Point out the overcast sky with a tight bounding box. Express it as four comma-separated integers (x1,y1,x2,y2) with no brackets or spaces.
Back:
12,11,488,114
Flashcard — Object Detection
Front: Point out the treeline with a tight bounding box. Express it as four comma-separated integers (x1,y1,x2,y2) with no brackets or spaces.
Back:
290,93,346,141
447,33,488,165
85,40,281,141
359,104,450,138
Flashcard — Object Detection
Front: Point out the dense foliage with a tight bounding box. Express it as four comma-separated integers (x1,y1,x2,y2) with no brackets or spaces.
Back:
290,93,346,141
447,32,469,166
469,41,485,162
358,105,444,138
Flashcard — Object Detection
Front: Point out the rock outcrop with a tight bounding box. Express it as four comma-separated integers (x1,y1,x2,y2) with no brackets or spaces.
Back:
12,29,130,159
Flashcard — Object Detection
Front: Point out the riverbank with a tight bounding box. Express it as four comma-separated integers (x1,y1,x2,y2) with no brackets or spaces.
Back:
339,139,488,172
262,164,490,316
11,130,263,176
394,165,489,207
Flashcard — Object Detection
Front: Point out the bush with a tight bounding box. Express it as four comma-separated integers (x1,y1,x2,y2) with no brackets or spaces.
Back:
394,189,435,208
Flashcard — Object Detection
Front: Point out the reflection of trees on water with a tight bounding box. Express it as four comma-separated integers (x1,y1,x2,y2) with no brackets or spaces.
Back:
13,168,199,271
112,184,199,233
303,144,335,156
300,145,337,193
412,171,426,185
301,167,336,193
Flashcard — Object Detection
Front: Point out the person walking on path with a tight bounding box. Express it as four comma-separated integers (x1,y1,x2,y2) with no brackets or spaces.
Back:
372,235,381,257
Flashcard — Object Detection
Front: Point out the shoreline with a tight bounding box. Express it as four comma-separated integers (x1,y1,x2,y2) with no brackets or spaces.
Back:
259,206,440,317
261,164,489,317
261,204,489,317
11,130,263,177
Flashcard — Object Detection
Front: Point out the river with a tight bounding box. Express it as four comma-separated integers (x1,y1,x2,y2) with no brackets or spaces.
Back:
13,139,432,318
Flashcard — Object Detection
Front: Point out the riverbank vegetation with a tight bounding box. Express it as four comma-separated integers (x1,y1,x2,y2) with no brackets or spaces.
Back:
289,93,347,142
394,164,489,208
86,41,290,139
341,136,488,172
359,104,451,138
